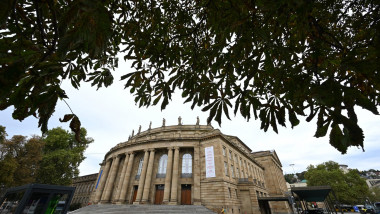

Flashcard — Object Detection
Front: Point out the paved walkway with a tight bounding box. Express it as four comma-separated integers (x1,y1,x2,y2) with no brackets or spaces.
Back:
69,204,216,214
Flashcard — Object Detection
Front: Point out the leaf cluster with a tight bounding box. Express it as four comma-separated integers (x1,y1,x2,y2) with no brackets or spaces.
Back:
119,0,380,153
1,0,380,153
0,0,118,137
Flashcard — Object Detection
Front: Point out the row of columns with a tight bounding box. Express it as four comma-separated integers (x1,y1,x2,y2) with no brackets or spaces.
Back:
93,147,183,204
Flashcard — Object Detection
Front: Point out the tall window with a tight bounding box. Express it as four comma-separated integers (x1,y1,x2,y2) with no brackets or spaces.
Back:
137,157,144,176
230,165,235,178
158,154,168,174
182,153,192,174
224,162,228,176
222,147,226,156
229,151,232,159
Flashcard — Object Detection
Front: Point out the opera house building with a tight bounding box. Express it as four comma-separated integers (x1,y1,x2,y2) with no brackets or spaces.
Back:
89,120,291,214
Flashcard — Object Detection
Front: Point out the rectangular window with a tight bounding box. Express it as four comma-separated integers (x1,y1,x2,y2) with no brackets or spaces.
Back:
235,189,238,198
230,165,235,178
228,187,231,198
224,162,229,176
223,147,226,156
229,150,232,159
235,154,238,163
236,168,239,178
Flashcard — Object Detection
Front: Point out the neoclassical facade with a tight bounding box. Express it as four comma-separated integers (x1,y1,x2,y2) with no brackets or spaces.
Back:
71,173,98,206
90,122,290,214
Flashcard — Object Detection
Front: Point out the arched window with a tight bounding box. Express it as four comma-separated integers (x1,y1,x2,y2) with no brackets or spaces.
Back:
182,154,192,176
156,154,168,178
158,154,168,174
136,157,144,179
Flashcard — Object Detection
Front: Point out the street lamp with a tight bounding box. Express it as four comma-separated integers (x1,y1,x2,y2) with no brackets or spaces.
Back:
290,164,298,182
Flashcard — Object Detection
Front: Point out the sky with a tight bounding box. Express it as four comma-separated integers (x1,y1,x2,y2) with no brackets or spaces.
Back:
1,59,380,176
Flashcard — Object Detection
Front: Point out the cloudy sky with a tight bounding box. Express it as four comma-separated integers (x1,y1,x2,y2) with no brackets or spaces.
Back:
1,59,379,176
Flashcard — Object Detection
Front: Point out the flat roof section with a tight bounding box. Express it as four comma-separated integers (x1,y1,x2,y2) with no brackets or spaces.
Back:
291,186,332,202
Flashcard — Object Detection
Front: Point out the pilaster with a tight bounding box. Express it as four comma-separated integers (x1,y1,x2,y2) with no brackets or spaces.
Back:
114,153,129,202
141,149,155,203
163,147,173,203
119,152,135,203
101,155,120,202
193,145,201,205
169,147,180,204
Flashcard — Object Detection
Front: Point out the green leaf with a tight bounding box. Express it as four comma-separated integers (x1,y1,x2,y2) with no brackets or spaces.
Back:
0,0,15,26
69,116,81,142
275,106,286,127
59,114,75,122
288,109,300,128
215,102,223,126
270,110,278,133
356,94,379,115
223,101,231,120
329,124,346,154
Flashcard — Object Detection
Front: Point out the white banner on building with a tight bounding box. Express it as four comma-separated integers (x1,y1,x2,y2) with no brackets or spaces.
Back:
205,146,216,178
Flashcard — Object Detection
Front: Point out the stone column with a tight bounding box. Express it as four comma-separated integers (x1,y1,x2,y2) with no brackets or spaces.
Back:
243,159,249,178
238,157,243,179
134,150,150,204
141,149,155,203
101,158,116,202
101,155,121,202
234,155,240,179
226,149,232,179
169,147,180,204
193,145,201,205
94,159,111,203
114,153,129,202
254,167,259,181
119,152,135,202
163,147,173,203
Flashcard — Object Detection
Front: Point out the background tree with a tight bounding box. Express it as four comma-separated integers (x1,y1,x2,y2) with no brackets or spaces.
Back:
284,174,297,184
0,125,92,192
1,0,379,153
296,172,306,181
305,161,370,204
36,127,93,185
13,136,45,186
284,171,306,184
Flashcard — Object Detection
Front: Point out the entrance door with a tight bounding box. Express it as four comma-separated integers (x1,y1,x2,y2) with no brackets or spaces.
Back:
154,185,164,204
258,200,272,214
181,184,191,205
132,186,138,203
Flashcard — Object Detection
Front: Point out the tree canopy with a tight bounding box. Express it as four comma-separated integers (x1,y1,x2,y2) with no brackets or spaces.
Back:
1,0,379,153
0,125,93,191
36,127,93,185
305,161,371,205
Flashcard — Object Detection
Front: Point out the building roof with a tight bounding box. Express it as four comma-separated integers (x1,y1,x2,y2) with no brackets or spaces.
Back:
251,150,283,167
291,186,332,202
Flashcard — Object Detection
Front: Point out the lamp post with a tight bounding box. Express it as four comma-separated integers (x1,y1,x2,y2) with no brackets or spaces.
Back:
289,164,298,182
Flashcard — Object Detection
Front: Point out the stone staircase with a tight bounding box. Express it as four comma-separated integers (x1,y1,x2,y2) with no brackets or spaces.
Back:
68,204,216,214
